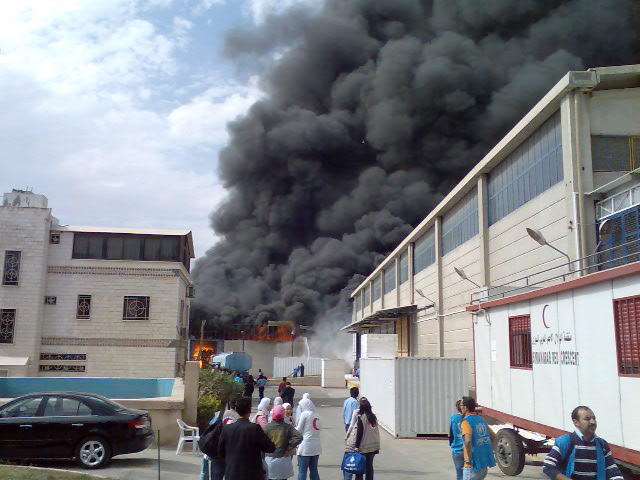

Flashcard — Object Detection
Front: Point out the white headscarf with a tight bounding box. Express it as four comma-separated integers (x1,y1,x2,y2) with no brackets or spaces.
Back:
258,397,271,414
302,393,311,400
298,398,316,413
273,396,283,406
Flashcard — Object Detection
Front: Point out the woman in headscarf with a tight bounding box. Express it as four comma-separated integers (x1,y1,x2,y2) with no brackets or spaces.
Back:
295,393,310,423
343,398,380,480
295,398,321,480
253,397,271,429
282,403,294,425
269,396,284,422
264,405,303,480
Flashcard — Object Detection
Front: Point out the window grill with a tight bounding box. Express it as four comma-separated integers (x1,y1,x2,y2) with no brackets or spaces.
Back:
0,309,16,344
613,296,640,375
3,251,21,286
76,295,91,319
44,296,57,305
49,233,60,244
591,136,640,172
596,204,640,269
509,315,532,369
123,296,150,320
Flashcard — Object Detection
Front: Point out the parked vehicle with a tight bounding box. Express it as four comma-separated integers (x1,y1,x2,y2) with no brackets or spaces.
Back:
211,352,252,372
0,392,153,468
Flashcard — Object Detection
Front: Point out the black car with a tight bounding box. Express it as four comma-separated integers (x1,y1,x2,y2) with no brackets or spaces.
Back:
0,392,153,468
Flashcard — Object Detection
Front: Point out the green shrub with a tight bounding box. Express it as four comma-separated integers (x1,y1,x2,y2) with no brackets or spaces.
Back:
197,369,243,431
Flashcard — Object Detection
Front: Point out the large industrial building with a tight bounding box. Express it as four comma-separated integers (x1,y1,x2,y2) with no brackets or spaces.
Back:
0,189,194,377
345,64,640,392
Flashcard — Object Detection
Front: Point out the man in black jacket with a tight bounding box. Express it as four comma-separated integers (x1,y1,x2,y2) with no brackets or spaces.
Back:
281,381,295,406
218,396,275,480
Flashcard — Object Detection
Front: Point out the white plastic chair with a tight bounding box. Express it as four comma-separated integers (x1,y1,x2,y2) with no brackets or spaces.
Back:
176,418,200,454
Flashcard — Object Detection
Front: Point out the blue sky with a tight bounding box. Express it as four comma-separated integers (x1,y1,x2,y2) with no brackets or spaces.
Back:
0,0,318,257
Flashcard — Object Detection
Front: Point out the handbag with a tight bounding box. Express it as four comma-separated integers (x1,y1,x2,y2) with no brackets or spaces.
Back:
341,451,366,474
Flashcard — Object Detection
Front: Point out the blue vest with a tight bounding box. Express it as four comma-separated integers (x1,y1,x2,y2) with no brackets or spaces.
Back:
555,433,606,480
464,415,496,470
449,413,464,454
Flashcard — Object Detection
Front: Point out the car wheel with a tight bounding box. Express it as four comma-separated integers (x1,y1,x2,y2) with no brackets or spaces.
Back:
494,428,525,476
75,436,111,469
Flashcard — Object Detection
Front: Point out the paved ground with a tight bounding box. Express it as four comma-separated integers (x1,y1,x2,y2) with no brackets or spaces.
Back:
29,383,546,480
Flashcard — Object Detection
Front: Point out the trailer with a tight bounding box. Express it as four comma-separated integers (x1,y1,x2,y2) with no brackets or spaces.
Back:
211,352,252,372
469,263,640,475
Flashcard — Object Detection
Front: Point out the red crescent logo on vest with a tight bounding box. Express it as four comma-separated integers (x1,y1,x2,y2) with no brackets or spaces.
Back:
312,418,319,430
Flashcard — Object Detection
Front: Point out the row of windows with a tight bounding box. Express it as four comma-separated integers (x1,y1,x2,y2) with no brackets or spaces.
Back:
0,296,151,344
73,233,183,264
488,112,563,225
508,296,640,376
414,229,435,274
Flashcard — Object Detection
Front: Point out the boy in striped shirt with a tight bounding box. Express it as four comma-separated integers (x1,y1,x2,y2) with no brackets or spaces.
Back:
543,406,623,480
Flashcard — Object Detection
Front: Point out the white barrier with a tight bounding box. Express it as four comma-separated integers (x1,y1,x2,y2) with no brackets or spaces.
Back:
273,357,322,377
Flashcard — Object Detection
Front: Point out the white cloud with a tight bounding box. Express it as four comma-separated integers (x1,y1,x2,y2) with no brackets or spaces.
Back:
245,0,323,24
0,1,257,258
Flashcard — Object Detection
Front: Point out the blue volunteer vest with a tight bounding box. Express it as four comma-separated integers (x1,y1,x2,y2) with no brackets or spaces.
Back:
464,414,496,470
450,413,464,454
555,433,606,480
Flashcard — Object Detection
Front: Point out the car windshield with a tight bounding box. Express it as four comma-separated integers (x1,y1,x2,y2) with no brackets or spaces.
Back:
0,397,43,418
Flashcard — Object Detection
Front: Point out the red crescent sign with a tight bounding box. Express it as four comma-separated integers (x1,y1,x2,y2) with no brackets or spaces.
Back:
312,418,319,430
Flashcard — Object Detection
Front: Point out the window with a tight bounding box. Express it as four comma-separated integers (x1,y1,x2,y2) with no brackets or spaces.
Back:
0,396,43,418
372,276,381,302
596,205,640,270
488,112,563,224
123,296,150,320
73,233,186,266
39,365,86,372
613,296,640,375
509,315,532,368
414,229,435,274
49,233,60,244
3,251,21,286
591,136,640,172
384,266,396,294
77,295,91,319
43,397,93,417
44,296,57,305
442,189,478,255
399,251,408,284
0,309,16,344
362,286,370,311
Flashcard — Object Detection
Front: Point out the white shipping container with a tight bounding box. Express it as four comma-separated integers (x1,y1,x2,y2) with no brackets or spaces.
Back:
321,359,346,388
360,357,467,437
360,334,397,358
273,357,322,377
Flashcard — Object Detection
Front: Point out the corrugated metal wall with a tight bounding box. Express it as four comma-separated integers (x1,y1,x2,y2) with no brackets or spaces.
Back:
361,357,467,437
273,357,322,377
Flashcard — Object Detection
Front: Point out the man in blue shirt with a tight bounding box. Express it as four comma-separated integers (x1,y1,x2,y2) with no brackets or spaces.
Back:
342,387,359,432
461,396,495,480
542,406,623,480
449,399,464,480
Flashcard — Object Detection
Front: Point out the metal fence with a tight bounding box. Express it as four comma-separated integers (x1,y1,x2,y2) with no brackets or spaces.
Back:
273,357,322,377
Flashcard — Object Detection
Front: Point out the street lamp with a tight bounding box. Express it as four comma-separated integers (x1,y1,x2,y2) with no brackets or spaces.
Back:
526,227,573,271
240,330,245,352
454,267,481,288
415,289,437,309
198,319,207,362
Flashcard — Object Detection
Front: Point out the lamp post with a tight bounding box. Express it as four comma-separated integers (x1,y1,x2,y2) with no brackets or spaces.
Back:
526,227,573,271
241,330,245,352
454,267,481,288
199,319,207,363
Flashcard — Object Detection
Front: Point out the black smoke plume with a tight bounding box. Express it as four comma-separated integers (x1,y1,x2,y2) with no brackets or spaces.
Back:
192,0,638,332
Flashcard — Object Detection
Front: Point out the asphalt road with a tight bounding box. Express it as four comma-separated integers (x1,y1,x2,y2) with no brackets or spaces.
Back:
25,383,548,480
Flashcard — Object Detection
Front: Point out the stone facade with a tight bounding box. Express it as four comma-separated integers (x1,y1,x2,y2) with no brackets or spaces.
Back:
0,190,194,378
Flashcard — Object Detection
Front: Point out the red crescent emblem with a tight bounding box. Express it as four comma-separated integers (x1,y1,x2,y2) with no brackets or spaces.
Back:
312,418,319,430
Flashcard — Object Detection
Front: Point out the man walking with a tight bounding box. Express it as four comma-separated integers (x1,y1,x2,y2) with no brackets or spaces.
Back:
218,396,276,480
281,381,295,406
460,396,495,480
256,373,268,400
342,387,359,432
543,406,623,480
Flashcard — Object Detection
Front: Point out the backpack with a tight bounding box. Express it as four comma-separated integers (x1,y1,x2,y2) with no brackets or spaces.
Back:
198,410,224,458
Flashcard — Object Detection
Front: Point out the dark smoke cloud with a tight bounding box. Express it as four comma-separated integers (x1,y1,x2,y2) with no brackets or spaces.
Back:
191,0,638,329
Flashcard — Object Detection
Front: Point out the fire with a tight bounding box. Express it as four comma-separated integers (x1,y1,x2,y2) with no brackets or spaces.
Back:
226,325,296,342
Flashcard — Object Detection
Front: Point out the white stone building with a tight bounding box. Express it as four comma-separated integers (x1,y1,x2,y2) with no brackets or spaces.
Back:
0,190,194,378
346,64,640,392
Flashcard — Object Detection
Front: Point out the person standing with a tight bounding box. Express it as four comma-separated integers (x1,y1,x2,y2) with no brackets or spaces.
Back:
542,406,623,480
283,403,294,425
296,393,311,423
342,387,359,432
200,395,240,480
460,397,495,480
343,398,380,480
244,374,256,399
282,382,295,406
218,396,276,480
257,374,268,400
299,363,305,377
296,398,322,480
254,397,271,429
264,405,303,480
449,400,464,480
278,377,288,397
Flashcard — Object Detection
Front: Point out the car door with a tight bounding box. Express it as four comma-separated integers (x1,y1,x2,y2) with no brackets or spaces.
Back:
39,395,97,458
0,396,46,458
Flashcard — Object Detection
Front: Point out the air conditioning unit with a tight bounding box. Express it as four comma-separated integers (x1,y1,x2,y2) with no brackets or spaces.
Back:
187,285,195,298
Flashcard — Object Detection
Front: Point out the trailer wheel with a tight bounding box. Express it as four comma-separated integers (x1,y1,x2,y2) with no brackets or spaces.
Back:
495,428,525,476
